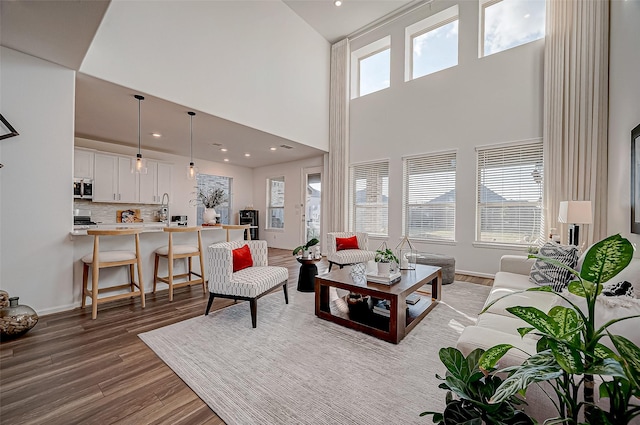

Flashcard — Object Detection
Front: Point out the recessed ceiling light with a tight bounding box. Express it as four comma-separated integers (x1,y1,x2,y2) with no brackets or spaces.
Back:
334,0,342,6
244,153,251,157
220,148,228,152
151,133,162,138
270,147,277,151
524,13,530,18
224,158,229,162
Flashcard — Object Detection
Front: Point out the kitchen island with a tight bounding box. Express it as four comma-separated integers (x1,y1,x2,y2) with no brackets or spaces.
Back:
69,223,255,309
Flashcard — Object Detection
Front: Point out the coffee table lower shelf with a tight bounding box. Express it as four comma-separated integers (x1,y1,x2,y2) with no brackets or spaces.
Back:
314,265,442,344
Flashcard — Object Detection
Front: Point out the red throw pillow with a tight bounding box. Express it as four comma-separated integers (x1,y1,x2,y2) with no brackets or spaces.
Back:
336,235,359,251
232,244,253,272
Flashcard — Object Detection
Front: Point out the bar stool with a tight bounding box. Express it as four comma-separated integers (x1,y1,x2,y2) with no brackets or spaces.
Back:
153,226,206,301
81,228,145,320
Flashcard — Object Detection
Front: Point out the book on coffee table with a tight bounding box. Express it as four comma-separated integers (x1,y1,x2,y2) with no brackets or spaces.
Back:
366,271,401,285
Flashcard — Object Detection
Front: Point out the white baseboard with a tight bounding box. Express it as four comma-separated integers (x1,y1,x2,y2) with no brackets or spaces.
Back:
37,302,80,317
456,269,496,279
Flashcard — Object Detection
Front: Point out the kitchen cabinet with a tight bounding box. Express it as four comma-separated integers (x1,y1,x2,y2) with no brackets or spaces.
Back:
138,160,172,204
93,153,138,203
74,148,94,179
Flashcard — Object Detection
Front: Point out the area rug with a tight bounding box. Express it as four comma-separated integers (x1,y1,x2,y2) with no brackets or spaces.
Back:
139,281,491,425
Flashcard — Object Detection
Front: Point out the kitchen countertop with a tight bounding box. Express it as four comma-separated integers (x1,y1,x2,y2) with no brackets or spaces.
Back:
70,222,226,237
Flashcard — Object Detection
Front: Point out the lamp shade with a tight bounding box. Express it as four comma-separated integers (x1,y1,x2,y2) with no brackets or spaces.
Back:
558,201,593,224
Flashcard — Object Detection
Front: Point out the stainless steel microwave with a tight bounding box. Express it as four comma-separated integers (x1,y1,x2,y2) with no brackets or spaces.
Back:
73,178,93,199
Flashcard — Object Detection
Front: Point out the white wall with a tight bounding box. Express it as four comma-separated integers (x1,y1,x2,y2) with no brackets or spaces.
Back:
0,47,76,313
253,156,324,250
608,0,640,254
349,0,544,276
80,0,330,151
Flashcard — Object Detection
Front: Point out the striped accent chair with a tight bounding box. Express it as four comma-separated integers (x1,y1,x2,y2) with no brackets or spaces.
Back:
205,240,288,328
326,232,376,272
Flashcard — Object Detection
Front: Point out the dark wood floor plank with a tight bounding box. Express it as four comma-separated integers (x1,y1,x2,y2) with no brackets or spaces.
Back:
0,249,492,425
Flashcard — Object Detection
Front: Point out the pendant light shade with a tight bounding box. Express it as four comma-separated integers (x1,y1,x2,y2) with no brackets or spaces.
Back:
186,111,198,180
132,94,147,174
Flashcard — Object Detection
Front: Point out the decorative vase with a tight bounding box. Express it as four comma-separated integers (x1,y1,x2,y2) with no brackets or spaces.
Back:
0,297,38,340
377,262,391,276
203,208,217,224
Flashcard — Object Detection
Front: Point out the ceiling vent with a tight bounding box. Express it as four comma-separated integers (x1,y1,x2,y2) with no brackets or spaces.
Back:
210,142,222,146
280,144,293,149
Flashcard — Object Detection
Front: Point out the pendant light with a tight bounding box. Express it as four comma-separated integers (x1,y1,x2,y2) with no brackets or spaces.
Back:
132,94,147,174
186,111,198,180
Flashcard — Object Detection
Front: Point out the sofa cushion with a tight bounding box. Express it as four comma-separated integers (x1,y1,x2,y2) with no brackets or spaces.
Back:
232,244,253,272
456,326,537,365
486,271,556,317
529,243,578,291
477,312,541,339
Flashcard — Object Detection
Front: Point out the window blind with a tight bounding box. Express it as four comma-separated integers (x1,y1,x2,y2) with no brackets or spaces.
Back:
403,151,456,241
476,140,544,244
349,161,389,236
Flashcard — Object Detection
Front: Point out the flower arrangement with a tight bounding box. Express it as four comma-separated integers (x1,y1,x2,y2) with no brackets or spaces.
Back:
195,187,226,209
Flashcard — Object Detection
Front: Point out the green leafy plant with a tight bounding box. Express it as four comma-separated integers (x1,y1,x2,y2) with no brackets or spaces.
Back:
292,238,319,256
375,248,398,264
479,234,640,424
421,347,534,425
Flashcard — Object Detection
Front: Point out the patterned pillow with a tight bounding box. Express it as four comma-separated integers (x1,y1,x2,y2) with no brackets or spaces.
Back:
602,281,634,297
529,243,578,292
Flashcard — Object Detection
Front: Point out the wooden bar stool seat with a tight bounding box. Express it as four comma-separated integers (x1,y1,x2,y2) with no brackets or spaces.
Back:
153,226,206,301
81,228,145,320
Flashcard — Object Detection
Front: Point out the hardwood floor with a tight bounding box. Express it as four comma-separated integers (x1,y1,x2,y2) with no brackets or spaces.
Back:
0,249,491,425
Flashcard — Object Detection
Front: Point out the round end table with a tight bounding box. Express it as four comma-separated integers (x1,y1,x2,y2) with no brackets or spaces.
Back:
296,257,320,292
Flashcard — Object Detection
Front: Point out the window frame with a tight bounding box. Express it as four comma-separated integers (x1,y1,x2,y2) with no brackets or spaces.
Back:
475,139,544,247
349,160,390,237
267,176,285,230
404,5,459,82
402,150,457,243
350,36,391,99
196,174,233,226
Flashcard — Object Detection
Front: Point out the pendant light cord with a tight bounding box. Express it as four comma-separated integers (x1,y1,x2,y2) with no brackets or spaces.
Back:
188,111,196,165
134,95,144,156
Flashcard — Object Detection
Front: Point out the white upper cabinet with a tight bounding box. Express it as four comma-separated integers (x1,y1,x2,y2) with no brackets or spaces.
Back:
74,148,94,179
138,160,172,204
93,153,138,203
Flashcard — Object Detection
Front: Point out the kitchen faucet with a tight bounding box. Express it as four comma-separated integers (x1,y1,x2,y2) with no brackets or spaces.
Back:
159,192,170,223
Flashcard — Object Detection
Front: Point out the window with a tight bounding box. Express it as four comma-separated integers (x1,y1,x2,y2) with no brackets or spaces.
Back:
351,36,391,98
481,0,545,57
476,140,543,245
403,151,456,241
267,176,285,229
196,174,232,225
405,6,459,81
349,161,389,236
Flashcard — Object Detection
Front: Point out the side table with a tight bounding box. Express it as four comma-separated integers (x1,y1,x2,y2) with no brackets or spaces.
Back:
296,257,320,292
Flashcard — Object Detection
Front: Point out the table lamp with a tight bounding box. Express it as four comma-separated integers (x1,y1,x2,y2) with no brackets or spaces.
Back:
558,201,593,246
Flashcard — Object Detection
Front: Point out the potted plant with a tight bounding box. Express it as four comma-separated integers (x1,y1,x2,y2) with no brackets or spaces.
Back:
375,248,399,276
293,238,319,259
424,234,640,424
193,187,226,224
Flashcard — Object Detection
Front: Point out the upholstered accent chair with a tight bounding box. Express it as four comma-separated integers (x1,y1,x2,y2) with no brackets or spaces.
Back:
326,232,376,272
205,240,288,328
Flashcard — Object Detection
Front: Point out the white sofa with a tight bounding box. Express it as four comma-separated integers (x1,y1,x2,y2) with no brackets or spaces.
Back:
456,254,640,422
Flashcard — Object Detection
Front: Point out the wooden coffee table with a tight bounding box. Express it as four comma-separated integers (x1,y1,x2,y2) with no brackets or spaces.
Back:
314,264,442,344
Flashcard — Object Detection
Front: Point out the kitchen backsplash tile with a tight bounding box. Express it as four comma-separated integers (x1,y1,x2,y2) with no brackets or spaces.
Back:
73,200,163,224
